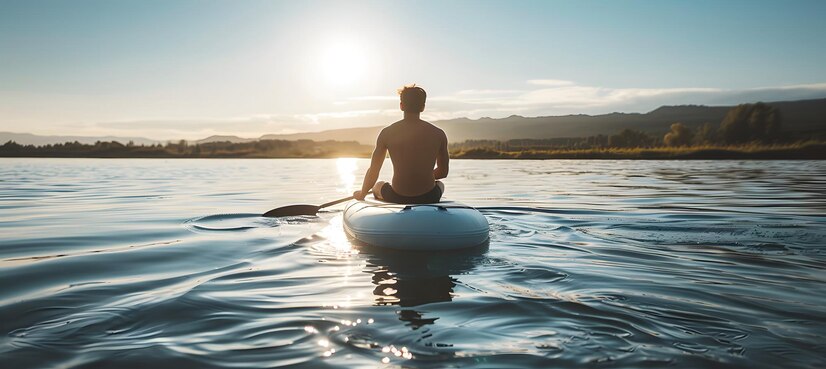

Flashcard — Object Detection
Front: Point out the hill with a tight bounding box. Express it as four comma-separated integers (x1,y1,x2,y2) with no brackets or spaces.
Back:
0,132,159,146
258,98,826,144
195,135,257,144
5,98,824,146
260,126,383,144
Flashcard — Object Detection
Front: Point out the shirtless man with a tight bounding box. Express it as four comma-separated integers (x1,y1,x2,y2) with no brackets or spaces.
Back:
353,84,448,204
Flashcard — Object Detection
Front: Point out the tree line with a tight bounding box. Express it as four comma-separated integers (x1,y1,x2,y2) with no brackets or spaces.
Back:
0,139,372,158
664,102,782,147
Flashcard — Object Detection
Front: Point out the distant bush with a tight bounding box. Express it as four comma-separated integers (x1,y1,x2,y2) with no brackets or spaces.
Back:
695,122,717,145
664,123,694,147
719,102,782,144
608,129,654,148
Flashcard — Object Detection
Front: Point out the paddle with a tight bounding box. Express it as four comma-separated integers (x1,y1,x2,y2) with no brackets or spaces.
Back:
262,191,371,218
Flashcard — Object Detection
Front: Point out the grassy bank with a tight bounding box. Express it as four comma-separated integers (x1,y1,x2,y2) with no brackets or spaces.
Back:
449,142,826,160
2,140,824,160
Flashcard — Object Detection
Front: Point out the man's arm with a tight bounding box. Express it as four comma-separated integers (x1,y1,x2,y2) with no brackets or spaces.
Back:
354,131,388,200
433,130,449,180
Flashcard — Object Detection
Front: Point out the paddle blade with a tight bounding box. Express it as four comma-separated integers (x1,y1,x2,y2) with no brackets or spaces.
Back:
262,204,321,218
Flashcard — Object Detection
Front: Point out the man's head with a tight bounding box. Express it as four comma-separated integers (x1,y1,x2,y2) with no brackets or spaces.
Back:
398,84,426,113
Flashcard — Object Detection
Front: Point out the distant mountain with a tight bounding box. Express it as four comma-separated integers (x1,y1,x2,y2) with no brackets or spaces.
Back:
195,135,256,144
0,132,160,146
257,98,826,144
193,128,386,145
7,98,824,147
260,126,383,144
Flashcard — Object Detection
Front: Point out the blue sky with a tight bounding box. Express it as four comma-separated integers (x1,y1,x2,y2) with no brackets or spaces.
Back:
1,0,825,139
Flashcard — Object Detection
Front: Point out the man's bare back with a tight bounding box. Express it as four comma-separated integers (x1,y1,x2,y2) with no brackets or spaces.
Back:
353,85,449,204
381,118,447,196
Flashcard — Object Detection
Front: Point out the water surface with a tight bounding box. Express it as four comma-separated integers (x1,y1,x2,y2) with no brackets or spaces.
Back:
1,158,824,368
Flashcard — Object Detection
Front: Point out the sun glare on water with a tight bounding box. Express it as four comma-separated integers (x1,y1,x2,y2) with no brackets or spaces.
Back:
336,157,358,194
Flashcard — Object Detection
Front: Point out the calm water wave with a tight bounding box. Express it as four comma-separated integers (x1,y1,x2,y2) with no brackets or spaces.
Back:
1,158,824,368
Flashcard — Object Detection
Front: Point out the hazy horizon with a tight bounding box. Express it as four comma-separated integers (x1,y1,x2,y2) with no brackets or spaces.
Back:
4,94,826,144
2,0,826,140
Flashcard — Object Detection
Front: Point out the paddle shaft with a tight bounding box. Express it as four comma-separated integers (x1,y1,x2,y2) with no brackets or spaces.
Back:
319,190,372,209
262,190,373,217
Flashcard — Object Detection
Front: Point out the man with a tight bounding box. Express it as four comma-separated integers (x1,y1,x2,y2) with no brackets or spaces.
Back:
353,84,448,204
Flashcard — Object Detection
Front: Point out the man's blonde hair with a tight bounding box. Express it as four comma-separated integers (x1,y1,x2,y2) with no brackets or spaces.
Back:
397,84,426,112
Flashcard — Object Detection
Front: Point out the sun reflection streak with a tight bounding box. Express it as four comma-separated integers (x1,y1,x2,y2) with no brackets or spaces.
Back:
336,158,358,194
316,215,355,253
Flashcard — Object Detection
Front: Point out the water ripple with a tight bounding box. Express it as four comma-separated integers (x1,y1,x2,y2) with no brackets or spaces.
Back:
1,158,825,368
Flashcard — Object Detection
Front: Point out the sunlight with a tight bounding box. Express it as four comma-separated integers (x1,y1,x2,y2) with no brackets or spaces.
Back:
316,37,371,88
317,215,355,253
336,157,358,194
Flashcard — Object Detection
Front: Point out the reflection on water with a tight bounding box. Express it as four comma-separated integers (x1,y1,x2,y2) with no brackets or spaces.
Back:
335,157,358,195
1,158,825,369
364,244,488,329
372,271,455,308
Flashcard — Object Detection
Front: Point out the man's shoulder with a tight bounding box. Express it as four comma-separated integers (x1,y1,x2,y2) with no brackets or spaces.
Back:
383,119,446,140
385,119,406,129
408,119,441,132
422,121,447,139
379,120,404,136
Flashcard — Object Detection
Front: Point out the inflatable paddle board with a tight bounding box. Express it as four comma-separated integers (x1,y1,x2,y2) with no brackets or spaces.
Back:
343,198,489,250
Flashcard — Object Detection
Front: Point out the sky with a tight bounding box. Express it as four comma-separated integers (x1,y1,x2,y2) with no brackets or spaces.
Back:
1,0,825,140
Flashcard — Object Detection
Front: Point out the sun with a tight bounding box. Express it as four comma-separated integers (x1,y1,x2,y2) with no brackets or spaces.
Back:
317,38,370,88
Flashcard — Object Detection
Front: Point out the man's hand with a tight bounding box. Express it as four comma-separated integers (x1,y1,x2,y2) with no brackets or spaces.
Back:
353,190,366,201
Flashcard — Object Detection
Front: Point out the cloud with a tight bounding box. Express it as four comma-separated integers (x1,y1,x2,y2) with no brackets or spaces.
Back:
345,96,397,101
771,83,826,90
510,85,722,109
296,109,391,124
84,109,398,140
420,80,826,119
454,89,523,96
526,79,576,86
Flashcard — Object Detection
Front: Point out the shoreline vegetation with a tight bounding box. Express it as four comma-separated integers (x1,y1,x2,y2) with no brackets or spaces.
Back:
1,139,824,160
2,102,824,160
451,142,825,160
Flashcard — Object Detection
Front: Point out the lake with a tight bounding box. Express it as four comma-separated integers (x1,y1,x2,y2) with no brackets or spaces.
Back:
1,158,824,368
